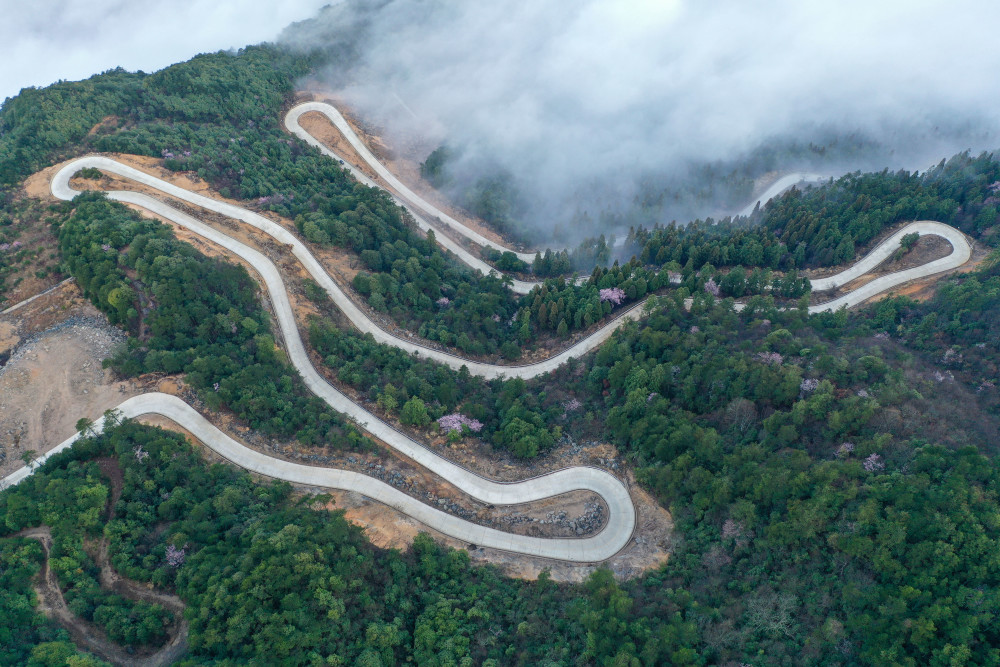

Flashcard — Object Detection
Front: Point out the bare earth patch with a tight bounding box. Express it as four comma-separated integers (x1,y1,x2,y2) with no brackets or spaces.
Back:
0,285,148,478
808,224,980,306
162,399,672,581
324,471,672,583
0,175,68,308
17,155,672,578
87,115,120,136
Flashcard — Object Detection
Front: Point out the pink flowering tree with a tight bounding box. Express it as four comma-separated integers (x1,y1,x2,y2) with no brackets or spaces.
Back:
437,413,484,435
863,453,885,472
755,351,783,366
165,544,186,568
599,287,626,306
703,278,720,297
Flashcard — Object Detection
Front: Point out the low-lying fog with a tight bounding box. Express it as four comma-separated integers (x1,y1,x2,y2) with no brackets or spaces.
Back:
283,0,1000,243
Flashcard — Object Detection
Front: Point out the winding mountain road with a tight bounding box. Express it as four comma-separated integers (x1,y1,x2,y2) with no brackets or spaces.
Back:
47,157,972,380
3,394,634,562
287,102,829,273
50,156,645,380
737,172,828,218
1,109,973,562
285,102,971,314
286,103,541,294
287,102,538,267
805,221,970,312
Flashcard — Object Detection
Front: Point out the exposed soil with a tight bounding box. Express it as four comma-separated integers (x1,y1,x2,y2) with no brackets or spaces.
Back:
17,156,672,578
140,332,671,580
808,224,980,306
0,185,67,309
889,239,991,302
162,368,616,542
130,348,670,580
879,234,952,271
0,285,146,479
324,469,673,583
297,111,382,183
87,115,120,136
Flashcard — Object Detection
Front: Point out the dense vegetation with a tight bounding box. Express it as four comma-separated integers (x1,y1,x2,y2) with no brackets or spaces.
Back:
4,445,173,650
868,252,1000,412
57,192,369,449
3,23,1000,666
74,50,532,357
624,152,1000,275
310,262,1000,663
0,536,110,666
540,281,1000,664
308,318,561,458
2,420,701,665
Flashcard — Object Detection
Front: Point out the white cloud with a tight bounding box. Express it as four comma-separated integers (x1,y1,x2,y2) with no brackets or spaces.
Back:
288,0,1000,236
0,0,331,102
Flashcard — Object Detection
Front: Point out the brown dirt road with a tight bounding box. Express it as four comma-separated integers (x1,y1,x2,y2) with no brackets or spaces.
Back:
14,525,187,667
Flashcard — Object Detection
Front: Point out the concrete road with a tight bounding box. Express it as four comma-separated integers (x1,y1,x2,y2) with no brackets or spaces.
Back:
2,394,635,562
14,149,969,562
737,172,828,218
806,221,971,312
50,156,641,380
287,102,539,266
286,102,829,280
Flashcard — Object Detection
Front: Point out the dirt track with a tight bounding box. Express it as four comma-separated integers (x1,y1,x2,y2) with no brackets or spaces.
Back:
9,456,188,665
15,523,187,667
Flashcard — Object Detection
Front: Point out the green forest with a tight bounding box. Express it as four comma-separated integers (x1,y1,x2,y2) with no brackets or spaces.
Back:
1,14,1000,666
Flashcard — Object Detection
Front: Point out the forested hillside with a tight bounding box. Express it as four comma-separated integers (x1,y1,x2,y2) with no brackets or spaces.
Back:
0,419,701,665
2,29,1000,667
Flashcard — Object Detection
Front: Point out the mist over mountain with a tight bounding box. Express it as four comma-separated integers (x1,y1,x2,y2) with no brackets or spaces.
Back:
282,0,1000,244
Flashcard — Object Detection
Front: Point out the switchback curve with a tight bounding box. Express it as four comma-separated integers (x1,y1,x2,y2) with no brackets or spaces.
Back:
286,101,828,269
51,156,644,380
4,129,973,562
286,103,541,294
3,394,635,562
49,157,972,380
284,102,972,313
